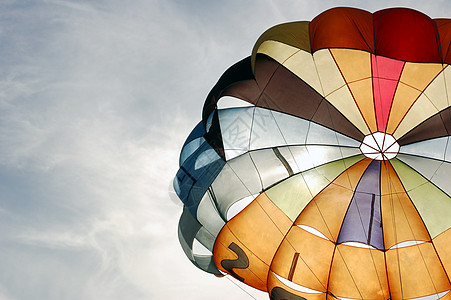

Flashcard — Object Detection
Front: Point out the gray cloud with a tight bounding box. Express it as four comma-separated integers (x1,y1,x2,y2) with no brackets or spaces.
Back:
0,0,447,299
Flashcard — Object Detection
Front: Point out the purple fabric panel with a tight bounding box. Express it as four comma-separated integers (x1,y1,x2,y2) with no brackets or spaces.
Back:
337,160,384,249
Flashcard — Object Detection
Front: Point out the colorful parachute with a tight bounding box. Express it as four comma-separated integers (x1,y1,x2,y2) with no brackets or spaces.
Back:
173,7,451,300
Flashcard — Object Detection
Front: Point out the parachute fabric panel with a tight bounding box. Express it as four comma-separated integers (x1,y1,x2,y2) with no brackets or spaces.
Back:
173,7,451,299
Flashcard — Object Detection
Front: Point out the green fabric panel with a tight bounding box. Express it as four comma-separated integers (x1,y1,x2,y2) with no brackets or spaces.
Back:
390,159,451,238
266,155,364,221
251,21,311,71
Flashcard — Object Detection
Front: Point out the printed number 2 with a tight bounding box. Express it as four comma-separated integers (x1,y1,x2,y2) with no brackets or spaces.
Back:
270,287,306,300
220,242,249,282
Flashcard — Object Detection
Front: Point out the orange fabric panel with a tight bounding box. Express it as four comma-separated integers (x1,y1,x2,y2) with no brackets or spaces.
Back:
435,19,451,64
295,159,372,241
386,242,451,299
328,244,389,300
433,228,451,279
267,271,327,300
438,292,451,300
310,7,373,53
270,226,335,292
213,225,268,291
213,193,292,290
380,161,430,249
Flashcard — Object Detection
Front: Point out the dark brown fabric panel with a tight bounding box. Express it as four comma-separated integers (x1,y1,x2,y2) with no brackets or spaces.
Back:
254,55,323,119
254,54,364,141
398,106,451,145
312,99,365,141
202,56,255,125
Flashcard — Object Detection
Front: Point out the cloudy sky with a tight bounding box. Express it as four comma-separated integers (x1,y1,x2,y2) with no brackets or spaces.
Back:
0,1,449,300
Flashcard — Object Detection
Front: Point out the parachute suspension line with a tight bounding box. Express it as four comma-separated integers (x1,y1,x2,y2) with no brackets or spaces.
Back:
224,275,258,300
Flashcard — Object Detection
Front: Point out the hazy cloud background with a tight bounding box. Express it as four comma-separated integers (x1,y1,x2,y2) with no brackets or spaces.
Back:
0,1,448,299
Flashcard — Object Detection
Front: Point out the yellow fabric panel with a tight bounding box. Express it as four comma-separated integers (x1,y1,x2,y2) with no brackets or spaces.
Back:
270,226,335,292
267,272,327,300
399,61,443,93
433,228,451,279
386,242,451,300
393,93,439,139
213,225,268,291
380,161,430,249
213,193,293,291
348,79,377,133
386,82,422,134
252,21,311,71
330,49,377,133
295,159,371,241
330,49,371,82
328,245,389,300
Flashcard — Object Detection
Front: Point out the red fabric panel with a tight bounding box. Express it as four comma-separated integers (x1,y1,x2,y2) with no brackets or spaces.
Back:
310,7,373,53
374,8,442,63
371,55,405,131
435,19,451,64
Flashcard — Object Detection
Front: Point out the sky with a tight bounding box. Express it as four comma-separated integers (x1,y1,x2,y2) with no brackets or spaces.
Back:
0,1,449,300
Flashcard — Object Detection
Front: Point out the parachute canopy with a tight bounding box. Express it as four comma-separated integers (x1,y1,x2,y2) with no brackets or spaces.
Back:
174,7,451,300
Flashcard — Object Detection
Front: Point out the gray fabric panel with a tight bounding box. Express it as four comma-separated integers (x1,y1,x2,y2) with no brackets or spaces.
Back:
178,207,222,275
196,192,226,238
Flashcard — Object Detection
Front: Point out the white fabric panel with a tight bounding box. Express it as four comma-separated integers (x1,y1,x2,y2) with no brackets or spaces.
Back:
399,136,449,161
396,154,443,181
249,149,290,189
219,106,361,161
306,121,361,147
211,160,259,217
218,107,254,160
